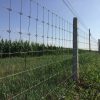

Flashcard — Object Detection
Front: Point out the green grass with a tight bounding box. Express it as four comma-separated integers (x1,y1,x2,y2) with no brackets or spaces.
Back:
64,52,100,100
0,53,72,100
78,52,100,99
0,52,100,100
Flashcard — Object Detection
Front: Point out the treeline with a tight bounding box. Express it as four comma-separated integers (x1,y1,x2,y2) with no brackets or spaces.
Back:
0,39,72,58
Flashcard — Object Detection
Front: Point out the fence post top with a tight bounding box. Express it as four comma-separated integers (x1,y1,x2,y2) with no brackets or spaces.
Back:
98,39,100,41
73,17,77,19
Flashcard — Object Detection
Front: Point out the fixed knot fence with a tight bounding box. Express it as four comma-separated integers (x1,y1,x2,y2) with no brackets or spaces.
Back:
0,0,99,100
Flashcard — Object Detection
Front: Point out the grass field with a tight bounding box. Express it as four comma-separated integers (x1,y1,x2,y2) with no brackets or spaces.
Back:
78,52,100,99
0,53,72,100
0,52,100,100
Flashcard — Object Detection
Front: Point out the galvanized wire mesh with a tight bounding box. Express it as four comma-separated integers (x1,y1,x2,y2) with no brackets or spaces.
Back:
0,0,99,100
77,25,100,99
0,0,73,99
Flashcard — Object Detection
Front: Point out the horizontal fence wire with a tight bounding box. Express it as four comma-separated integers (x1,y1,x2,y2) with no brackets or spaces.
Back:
78,23,100,99
78,27,98,51
0,0,74,100
0,0,99,100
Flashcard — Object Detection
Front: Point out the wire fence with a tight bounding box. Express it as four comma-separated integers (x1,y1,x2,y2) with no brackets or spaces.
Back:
0,0,99,100
0,0,73,99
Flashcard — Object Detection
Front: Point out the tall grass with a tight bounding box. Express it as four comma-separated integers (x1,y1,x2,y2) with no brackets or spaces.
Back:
0,39,100,99
0,54,72,100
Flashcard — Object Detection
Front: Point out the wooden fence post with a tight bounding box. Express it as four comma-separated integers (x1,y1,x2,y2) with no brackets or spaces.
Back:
98,39,100,53
72,17,79,82
89,29,91,51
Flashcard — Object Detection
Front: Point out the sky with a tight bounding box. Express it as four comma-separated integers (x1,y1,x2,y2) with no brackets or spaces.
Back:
38,0,100,39
0,0,99,50
69,0,100,39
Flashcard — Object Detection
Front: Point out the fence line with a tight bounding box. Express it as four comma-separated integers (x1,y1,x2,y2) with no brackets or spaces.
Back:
0,0,99,99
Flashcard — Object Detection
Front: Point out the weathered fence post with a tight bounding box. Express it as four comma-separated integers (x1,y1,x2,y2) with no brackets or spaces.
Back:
89,29,91,51
98,39,100,53
72,17,79,82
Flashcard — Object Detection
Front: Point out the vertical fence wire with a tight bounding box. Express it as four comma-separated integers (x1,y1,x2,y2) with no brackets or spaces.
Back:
0,0,99,100
0,0,74,99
